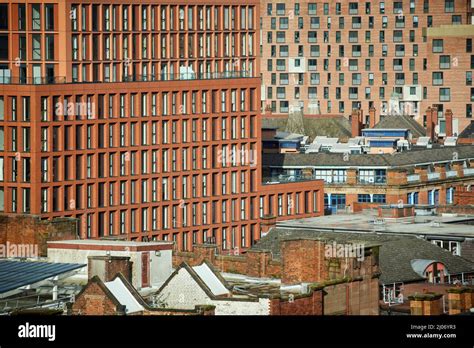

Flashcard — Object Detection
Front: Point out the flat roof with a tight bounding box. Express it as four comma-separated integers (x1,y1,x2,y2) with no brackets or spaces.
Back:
47,239,174,251
277,212,474,239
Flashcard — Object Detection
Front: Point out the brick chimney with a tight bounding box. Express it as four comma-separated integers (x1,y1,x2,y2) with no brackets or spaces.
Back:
447,287,474,315
425,107,433,139
408,293,444,315
431,107,438,137
445,109,453,137
264,102,272,117
260,214,277,235
88,255,133,283
369,106,377,128
281,239,327,284
351,109,363,137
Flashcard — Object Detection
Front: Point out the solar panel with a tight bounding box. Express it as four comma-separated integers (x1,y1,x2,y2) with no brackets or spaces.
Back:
0,260,85,295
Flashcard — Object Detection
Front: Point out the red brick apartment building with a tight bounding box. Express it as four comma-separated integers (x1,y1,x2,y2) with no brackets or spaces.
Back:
260,0,474,134
0,1,324,251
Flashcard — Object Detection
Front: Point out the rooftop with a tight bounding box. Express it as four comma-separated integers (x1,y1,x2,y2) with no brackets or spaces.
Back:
47,239,173,247
263,144,474,169
251,227,474,284
262,116,352,141
277,211,474,239
0,260,85,297
459,121,474,140
373,114,426,138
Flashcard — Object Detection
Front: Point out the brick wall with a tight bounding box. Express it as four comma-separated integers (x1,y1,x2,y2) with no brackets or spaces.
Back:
0,214,77,256
70,275,215,316
88,256,133,283
70,278,126,315
455,186,474,205
173,244,282,278
270,289,323,315
172,240,381,315
174,241,380,285
447,287,474,315
408,293,444,315
281,239,327,284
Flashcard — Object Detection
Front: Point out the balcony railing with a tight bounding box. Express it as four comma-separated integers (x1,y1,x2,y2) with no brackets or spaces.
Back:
358,176,387,185
262,174,315,184
0,71,253,85
407,174,420,182
463,168,474,176
446,170,458,178
427,172,441,181
0,76,67,85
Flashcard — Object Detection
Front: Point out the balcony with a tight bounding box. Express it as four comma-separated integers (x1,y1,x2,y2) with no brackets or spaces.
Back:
358,176,387,185
427,172,441,181
407,174,420,182
463,168,474,176
0,71,254,85
262,174,314,185
446,170,458,178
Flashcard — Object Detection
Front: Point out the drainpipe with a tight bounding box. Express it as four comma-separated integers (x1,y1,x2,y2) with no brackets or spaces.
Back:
346,284,350,315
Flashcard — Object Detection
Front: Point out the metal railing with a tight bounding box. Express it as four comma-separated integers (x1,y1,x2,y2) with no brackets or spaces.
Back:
262,174,315,184
433,272,474,285
427,172,441,181
446,170,458,178
0,70,253,85
463,168,474,176
407,174,420,182
0,293,75,314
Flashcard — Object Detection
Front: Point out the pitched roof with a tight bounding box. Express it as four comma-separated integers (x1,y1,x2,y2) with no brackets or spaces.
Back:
104,276,145,314
374,115,426,138
262,145,474,168
262,116,352,141
459,121,474,140
155,261,231,300
251,227,474,284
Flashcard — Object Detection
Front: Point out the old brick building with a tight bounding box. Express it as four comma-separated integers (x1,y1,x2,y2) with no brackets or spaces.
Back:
260,0,474,134
0,0,324,251
263,145,474,211
0,214,77,256
172,237,381,315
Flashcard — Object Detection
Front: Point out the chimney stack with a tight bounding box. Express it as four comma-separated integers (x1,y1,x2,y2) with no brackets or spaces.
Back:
351,109,363,137
369,106,377,128
431,107,438,137
426,107,433,140
445,109,453,137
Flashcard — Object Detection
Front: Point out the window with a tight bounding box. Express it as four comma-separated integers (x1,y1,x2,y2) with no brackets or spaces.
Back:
433,72,443,85
358,194,371,203
440,88,451,102
32,4,41,30
432,39,443,53
373,194,386,203
440,56,451,69
445,0,454,13
45,4,54,30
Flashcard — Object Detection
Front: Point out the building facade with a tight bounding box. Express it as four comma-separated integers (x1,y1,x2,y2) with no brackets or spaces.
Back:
0,0,324,251
263,145,474,211
260,0,474,133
